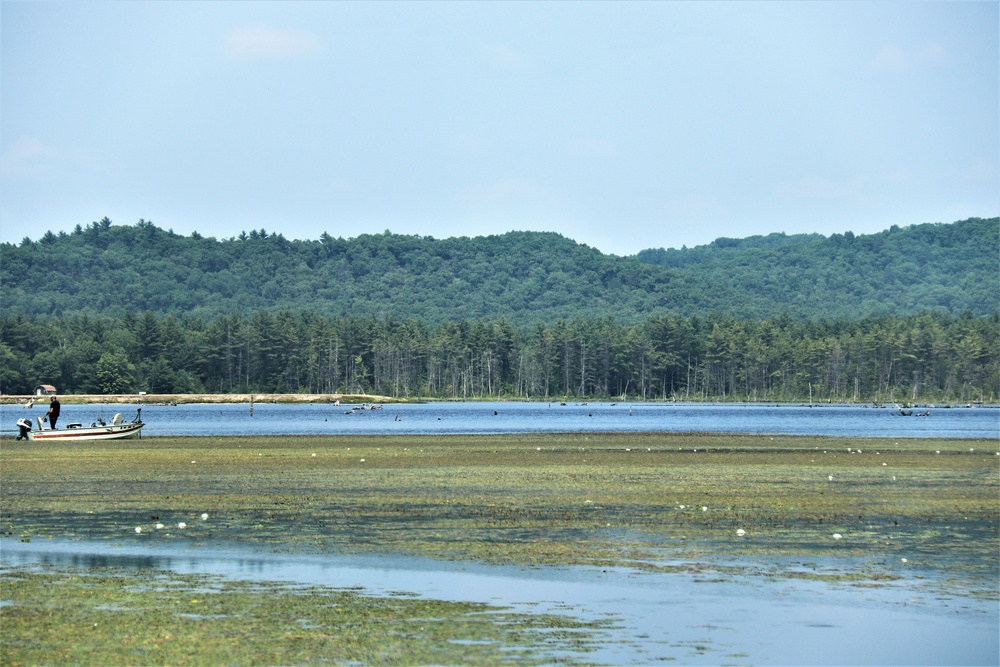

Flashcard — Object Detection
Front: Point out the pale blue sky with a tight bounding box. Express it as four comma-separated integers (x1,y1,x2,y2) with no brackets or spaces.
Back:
2,1,997,256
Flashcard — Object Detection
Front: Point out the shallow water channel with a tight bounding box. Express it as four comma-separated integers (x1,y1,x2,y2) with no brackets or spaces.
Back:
3,537,996,666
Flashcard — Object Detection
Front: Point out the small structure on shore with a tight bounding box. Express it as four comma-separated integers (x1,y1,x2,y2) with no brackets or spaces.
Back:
34,384,57,396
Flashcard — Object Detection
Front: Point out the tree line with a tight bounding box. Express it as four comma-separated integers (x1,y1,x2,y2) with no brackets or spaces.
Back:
2,310,996,403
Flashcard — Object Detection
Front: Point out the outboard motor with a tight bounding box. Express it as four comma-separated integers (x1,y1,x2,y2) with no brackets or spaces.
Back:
16,418,32,440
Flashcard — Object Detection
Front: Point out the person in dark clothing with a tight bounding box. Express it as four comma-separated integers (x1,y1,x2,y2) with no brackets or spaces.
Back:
46,396,61,429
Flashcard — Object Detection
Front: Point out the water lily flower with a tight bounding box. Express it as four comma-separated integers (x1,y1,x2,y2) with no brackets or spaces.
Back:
134,526,142,534
177,522,187,529
736,529,746,537
201,513,209,520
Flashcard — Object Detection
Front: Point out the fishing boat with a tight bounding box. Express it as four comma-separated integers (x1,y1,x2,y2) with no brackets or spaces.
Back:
25,409,144,442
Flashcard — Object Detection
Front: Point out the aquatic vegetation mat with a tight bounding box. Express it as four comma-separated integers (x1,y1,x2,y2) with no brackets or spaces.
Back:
1,564,613,666
2,432,998,664
3,433,996,578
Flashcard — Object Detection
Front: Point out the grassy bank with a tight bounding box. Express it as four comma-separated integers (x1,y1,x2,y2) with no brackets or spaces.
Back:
2,432,998,664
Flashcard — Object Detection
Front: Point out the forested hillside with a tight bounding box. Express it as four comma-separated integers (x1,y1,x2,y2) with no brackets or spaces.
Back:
636,217,998,317
2,217,996,322
2,217,997,400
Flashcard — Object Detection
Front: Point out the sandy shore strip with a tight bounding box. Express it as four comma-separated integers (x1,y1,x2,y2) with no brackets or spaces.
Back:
0,393,397,405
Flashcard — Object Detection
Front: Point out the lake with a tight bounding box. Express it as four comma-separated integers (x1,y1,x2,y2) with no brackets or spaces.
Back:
6,400,997,438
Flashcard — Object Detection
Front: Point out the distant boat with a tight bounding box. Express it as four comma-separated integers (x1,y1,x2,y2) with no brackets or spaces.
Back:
26,409,144,442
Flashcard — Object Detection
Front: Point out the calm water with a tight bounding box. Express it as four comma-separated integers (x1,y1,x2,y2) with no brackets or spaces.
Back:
5,400,997,438
2,538,997,666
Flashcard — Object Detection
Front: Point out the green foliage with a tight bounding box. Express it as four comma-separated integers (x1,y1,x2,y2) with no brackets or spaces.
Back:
95,351,134,394
636,218,999,318
2,310,997,403
2,217,996,401
2,218,996,323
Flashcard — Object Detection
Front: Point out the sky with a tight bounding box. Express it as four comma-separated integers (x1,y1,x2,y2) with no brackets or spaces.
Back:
1,1,997,256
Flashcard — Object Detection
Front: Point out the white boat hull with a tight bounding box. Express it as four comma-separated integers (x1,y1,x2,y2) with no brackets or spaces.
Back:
26,422,144,441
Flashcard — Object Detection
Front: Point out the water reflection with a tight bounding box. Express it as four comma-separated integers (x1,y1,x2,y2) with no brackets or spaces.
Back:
2,538,996,666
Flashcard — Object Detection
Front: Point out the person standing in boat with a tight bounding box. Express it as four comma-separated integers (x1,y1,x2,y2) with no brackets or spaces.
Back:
46,395,61,429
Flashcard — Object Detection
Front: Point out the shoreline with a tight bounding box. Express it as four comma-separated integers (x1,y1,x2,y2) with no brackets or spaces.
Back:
0,392,398,406
1,393,993,408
